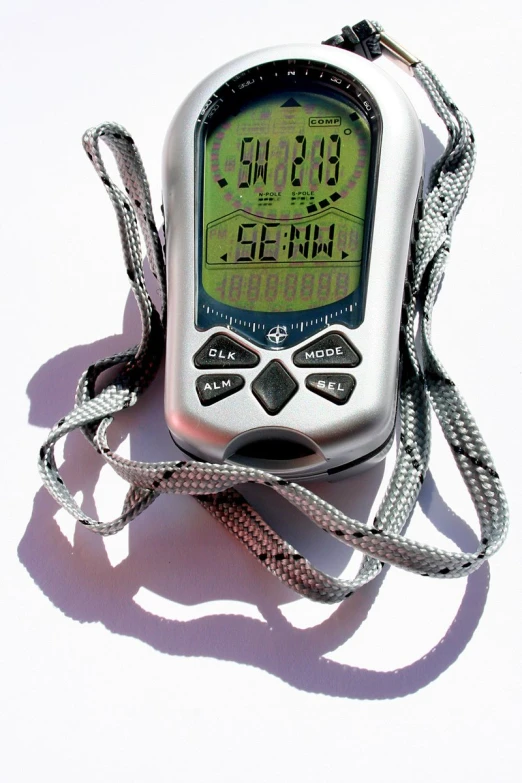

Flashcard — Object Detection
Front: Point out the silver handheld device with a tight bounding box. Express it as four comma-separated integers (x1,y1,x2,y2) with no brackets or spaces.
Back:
163,44,423,481
37,21,508,600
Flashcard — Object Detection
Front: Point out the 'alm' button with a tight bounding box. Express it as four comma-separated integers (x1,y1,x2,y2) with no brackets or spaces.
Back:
196,374,244,405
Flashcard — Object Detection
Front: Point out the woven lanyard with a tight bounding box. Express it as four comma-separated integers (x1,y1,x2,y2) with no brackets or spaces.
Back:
38,21,508,602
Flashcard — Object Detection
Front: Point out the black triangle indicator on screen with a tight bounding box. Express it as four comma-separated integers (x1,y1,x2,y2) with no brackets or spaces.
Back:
220,253,228,261
281,97,301,107
341,251,349,259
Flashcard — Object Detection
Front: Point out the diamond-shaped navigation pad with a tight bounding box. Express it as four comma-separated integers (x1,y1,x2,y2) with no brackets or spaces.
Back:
196,374,244,406
251,362,297,415
194,334,259,369
293,333,360,368
305,374,356,405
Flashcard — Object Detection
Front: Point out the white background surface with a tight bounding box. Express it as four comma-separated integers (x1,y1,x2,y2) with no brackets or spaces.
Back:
2,0,521,780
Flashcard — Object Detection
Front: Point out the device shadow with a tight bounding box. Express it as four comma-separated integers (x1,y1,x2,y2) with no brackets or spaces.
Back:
21,123,488,699
21,298,488,699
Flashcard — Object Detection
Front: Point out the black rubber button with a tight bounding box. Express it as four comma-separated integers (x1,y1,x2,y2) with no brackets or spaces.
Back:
194,334,259,369
251,362,297,415
293,333,360,368
306,374,356,404
196,374,244,406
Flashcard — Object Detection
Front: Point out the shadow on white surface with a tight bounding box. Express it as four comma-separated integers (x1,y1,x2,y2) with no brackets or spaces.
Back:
20,121,490,698
21,301,489,699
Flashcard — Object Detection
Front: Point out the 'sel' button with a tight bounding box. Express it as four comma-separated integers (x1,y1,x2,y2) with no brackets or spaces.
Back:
306,374,356,405
194,334,259,369
196,374,244,406
293,333,360,368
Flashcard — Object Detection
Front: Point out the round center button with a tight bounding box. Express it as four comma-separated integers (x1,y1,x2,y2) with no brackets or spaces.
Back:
252,361,297,415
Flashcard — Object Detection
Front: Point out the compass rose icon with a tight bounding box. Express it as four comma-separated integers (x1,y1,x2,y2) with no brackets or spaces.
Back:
266,325,288,345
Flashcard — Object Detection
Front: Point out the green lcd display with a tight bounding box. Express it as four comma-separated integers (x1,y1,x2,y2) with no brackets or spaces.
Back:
201,89,371,312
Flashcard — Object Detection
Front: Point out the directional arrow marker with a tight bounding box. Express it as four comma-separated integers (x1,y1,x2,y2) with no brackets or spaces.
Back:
220,253,228,261
281,97,301,108
341,251,349,259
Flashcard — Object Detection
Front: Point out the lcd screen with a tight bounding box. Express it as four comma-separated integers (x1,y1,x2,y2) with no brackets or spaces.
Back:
201,89,372,313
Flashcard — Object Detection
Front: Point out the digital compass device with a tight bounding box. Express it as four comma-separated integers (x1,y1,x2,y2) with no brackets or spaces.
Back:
163,44,423,480
38,20,509,600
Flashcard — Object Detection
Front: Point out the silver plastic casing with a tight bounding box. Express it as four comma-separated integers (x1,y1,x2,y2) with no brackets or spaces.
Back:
163,44,423,481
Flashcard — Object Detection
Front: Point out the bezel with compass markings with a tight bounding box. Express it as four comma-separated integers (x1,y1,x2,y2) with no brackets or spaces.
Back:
194,58,382,350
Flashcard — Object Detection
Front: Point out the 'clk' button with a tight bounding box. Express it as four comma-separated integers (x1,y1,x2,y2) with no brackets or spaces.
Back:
194,334,259,369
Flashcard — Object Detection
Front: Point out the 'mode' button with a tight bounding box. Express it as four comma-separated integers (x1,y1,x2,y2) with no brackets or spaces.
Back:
293,333,360,368
196,374,244,406
194,334,259,369
306,374,355,405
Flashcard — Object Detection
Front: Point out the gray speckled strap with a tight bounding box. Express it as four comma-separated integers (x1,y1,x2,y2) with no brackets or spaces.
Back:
38,36,508,602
